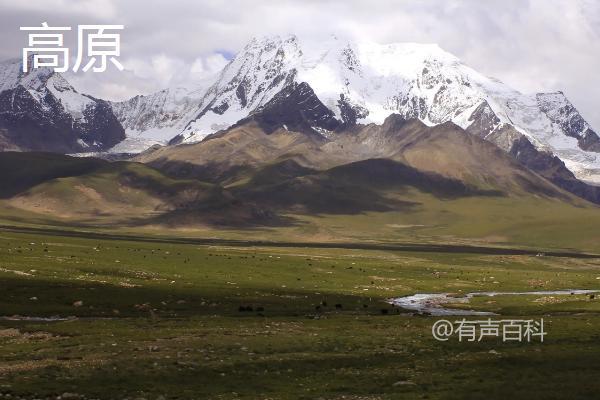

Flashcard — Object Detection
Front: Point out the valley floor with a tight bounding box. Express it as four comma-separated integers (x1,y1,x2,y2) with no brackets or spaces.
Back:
1,228,600,399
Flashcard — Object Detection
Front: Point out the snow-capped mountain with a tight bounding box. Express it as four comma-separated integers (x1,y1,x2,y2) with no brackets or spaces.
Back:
110,83,210,153
0,58,124,153
2,36,598,185
114,35,600,184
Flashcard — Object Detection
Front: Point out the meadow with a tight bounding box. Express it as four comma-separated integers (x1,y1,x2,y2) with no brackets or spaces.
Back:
1,227,599,399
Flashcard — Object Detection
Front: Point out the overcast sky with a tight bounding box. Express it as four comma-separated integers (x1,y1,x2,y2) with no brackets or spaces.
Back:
0,0,598,129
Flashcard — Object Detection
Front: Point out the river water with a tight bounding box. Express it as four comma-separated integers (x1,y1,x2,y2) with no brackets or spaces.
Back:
389,289,599,316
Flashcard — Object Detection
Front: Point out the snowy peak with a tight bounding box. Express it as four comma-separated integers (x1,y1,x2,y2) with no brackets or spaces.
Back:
114,88,194,130
0,57,124,152
175,35,301,142
177,35,482,140
536,91,600,152
108,35,600,183
0,56,93,117
0,59,22,92
110,84,209,153
0,57,56,92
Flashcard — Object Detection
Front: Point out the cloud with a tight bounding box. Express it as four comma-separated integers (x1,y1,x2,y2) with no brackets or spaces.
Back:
0,0,117,19
174,53,228,86
0,0,598,128
65,52,229,101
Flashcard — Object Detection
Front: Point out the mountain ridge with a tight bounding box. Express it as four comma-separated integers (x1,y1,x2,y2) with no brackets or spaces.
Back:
110,35,600,186
137,114,582,205
0,58,124,153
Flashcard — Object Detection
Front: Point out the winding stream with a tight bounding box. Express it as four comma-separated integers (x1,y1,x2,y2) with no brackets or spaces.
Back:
389,289,599,316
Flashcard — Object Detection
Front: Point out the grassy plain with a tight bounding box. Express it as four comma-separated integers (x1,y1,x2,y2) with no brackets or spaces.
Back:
1,227,599,399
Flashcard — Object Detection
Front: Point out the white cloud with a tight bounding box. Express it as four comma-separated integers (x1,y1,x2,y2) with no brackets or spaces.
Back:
204,54,229,74
183,54,228,83
0,0,116,19
65,52,229,101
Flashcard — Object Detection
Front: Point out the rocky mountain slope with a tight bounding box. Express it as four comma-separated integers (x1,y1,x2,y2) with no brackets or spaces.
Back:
115,35,600,186
0,58,124,153
138,114,580,206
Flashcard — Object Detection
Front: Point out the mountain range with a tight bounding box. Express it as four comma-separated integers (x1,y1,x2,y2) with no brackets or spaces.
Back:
1,34,600,222
4,112,600,250
112,35,600,185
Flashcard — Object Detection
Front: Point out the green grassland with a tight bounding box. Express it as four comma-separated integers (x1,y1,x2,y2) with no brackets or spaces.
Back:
266,193,600,252
1,228,600,399
4,188,600,254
